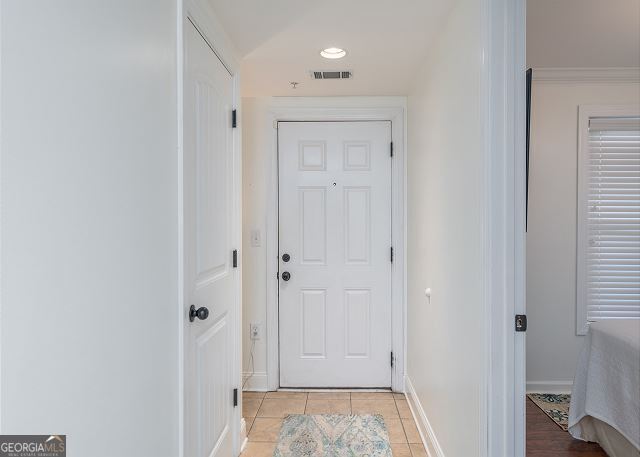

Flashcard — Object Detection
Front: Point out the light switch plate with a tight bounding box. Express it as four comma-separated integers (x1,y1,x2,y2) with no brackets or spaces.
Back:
250,229,261,247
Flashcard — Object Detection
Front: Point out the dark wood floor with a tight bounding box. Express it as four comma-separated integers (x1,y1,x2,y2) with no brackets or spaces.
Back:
527,398,607,456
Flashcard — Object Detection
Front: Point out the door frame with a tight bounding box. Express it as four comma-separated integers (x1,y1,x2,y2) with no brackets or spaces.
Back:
177,0,243,455
481,0,527,455
263,101,406,392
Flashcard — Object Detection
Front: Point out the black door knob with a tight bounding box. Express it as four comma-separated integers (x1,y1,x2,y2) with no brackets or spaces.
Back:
189,305,209,322
281,271,291,281
282,253,290,262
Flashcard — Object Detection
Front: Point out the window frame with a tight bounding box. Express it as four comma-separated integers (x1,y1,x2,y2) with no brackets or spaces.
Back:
576,104,640,335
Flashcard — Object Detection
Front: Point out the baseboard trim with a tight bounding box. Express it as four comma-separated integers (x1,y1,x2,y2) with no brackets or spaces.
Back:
404,376,445,457
526,381,573,394
242,372,268,391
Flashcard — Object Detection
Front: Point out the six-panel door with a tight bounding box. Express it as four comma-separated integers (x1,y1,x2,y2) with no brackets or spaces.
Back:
278,121,392,388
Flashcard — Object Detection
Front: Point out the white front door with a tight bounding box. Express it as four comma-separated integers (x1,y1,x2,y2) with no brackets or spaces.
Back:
278,121,393,388
184,20,236,457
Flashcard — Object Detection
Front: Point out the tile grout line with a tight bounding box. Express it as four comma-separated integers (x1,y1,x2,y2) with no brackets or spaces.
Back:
255,394,265,422
244,394,262,439
396,394,416,456
395,397,411,448
251,394,265,434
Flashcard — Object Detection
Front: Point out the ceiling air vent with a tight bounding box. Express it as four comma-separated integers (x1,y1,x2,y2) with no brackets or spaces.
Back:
311,71,353,80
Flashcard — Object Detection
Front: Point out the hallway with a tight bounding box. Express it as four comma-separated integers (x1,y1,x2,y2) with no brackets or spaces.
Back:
0,0,528,455
241,391,427,456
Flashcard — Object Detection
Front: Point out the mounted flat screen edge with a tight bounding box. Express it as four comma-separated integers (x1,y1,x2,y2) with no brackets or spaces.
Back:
526,68,532,231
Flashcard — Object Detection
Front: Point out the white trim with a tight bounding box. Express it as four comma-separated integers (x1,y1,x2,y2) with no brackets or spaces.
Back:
176,1,185,455
479,0,491,454
404,376,445,457
0,0,3,434
513,0,528,454
179,2,243,456
242,372,269,392
263,98,407,392
239,418,248,455
576,104,640,335
526,381,573,394
482,0,527,456
183,0,240,74
532,67,640,83
231,71,243,457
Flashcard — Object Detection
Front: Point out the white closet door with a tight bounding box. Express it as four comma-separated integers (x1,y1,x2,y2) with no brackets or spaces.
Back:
184,20,236,457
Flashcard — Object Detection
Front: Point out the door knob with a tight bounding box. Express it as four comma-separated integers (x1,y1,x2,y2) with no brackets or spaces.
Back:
281,271,291,281
189,305,209,322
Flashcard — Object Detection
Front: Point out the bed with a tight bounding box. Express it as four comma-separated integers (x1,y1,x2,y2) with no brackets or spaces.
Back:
569,319,640,457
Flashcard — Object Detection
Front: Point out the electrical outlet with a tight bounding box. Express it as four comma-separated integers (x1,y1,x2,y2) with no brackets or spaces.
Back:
250,323,260,340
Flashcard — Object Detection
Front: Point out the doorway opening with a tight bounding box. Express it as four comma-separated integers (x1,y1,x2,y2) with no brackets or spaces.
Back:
524,1,640,456
248,105,408,394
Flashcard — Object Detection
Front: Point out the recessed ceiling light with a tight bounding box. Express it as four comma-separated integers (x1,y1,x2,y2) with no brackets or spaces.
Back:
320,47,347,59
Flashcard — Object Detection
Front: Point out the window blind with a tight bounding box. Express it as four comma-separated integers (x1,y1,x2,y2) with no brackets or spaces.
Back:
585,116,640,320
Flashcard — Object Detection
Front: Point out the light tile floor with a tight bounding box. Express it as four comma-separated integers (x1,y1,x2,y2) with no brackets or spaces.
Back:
241,391,428,457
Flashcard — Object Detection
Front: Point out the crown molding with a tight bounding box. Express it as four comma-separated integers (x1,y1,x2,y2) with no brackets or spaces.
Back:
531,67,640,83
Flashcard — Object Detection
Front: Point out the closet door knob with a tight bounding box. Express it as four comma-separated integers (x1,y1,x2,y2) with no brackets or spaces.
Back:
189,305,209,322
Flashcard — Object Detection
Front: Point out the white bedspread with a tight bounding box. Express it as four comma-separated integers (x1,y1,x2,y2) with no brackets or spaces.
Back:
569,320,640,452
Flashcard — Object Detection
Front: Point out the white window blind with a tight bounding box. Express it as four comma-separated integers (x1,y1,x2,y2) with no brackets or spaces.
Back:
582,116,640,323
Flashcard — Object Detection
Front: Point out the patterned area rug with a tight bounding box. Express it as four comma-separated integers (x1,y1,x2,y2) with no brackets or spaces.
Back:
528,393,571,431
274,414,392,457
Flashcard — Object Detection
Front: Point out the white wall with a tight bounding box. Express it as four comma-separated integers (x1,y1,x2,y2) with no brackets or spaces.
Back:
527,0,640,68
526,76,640,391
241,97,271,389
1,1,179,455
406,0,485,455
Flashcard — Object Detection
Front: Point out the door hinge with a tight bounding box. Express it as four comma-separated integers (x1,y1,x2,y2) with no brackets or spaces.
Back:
233,388,238,407
390,141,394,157
390,247,394,263
515,314,527,332
232,249,238,268
232,109,237,128
390,351,394,368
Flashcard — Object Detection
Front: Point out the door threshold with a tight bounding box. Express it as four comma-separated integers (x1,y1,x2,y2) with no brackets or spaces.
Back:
276,388,393,392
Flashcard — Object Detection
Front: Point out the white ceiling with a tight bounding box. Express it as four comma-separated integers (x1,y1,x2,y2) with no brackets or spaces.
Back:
527,0,640,68
207,0,453,96
207,0,640,97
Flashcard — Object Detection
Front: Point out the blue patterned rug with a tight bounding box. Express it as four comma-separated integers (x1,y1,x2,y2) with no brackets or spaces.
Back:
527,393,571,431
274,414,392,457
